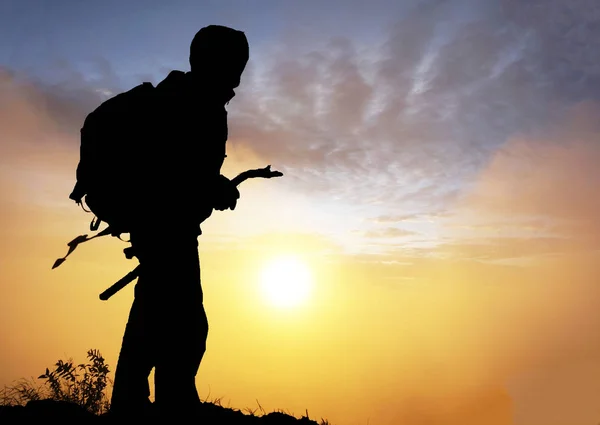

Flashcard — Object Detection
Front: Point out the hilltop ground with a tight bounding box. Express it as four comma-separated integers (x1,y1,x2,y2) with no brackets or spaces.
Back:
0,399,325,424
0,350,329,424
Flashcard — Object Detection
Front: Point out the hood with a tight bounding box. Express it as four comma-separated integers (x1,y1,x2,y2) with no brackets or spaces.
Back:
189,25,249,90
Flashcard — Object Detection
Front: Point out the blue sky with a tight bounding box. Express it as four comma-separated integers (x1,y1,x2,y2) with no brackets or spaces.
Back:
0,0,409,85
1,0,277,84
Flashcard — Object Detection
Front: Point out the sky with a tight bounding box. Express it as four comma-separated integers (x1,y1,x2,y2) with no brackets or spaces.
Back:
2,0,600,424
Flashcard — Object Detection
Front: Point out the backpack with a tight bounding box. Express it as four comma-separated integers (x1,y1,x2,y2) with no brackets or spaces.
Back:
55,77,224,271
50,82,158,271
69,81,156,236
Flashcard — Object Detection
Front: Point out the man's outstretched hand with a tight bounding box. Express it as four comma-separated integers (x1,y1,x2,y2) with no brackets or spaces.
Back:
252,164,283,179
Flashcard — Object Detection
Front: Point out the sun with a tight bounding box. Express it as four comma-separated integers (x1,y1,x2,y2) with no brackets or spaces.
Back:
260,255,312,308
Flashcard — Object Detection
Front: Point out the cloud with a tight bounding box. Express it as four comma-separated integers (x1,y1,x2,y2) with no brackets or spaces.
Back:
0,70,93,263
363,226,416,238
315,97,600,423
499,0,600,102
5,1,600,259
8,0,600,251
399,102,600,423
441,102,600,259
0,66,109,145
222,0,600,255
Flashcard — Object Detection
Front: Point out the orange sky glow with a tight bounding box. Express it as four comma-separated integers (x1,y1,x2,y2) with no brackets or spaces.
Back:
3,68,600,425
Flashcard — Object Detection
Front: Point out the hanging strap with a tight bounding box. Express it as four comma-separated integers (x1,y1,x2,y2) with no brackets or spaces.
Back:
51,225,114,269
90,216,101,231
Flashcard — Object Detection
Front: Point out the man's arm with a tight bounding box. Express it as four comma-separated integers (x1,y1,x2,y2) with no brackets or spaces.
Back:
213,165,283,211
230,165,283,186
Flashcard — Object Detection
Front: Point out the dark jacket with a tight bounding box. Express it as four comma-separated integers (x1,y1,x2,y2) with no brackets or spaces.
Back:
135,70,234,236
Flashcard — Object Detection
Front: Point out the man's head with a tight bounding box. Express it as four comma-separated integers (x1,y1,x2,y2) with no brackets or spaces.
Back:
189,25,249,89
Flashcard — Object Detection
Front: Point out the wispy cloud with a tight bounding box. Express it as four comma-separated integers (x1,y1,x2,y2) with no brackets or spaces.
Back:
4,0,600,259
219,0,600,256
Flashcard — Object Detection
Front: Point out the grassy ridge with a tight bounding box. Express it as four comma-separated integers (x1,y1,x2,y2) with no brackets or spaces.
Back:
0,349,331,425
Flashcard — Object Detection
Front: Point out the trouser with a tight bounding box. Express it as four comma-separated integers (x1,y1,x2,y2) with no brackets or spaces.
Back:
110,233,208,414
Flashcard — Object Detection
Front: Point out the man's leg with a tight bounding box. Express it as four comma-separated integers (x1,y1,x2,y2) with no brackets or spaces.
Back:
153,244,208,413
110,282,155,414
154,301,208,411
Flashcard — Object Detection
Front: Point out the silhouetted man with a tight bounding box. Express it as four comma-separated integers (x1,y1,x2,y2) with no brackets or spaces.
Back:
109,25,249,417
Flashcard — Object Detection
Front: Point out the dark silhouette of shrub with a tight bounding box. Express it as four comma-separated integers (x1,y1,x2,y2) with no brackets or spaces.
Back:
1,348,111,415
0,348,331,424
